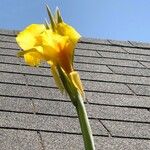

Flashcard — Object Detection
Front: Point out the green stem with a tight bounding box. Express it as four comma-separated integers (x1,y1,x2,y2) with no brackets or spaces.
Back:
74,94,95,150
57,65,95,149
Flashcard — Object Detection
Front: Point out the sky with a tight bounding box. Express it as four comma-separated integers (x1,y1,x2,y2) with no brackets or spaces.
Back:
0,0,150,42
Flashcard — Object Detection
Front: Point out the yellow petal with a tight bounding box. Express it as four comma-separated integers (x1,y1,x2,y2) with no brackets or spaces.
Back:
56,22,81,65
25,24,46,35
16,24,45,50
41,30,60,50
51,64,64,93
69,71,84,96
41,30,68,62
56,22,81,44
24,51,43,67
42,30,67,49
16,31,36,50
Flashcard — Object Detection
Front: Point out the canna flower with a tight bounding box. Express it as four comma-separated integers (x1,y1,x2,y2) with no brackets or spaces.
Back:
16,6,83,97
16,6,95,150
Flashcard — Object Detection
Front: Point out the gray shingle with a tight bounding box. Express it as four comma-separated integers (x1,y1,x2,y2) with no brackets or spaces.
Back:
77,43,125,53
0,60,113,78
0,55,24,64
86,92,150,108
95,137,150,150
108,39,133,47
97,45,126,53
140,69,150,77
0,41,19,49
41,132,150,150
0,29,18,35
0,35,16,42
0,55,113,74
74,63,112,73
0,83,67,100
3,93,149,124
80,71,150,85
75,48,99,57
41,132,84,150
124,47,150,56
0,96,71,115
2,83,129,104
79,37,110,45
140,61,150,68
0,129,42,150
0,48,17,56
84,80,132,94
75,56,143,67
102,121,150,139
0,111,108,136
0,112,81,133
33,100,76,116
0,83,36,98
14,98,150,122
0,53,144,69
87,104,150,122
0,72,26,84
94,136,150,150
128,84,150,96
26,75,55,87
108,65,144,76
23,74,133,94
99,51,150,62
129,40,150,48
0,63,50,76
0,97,33,112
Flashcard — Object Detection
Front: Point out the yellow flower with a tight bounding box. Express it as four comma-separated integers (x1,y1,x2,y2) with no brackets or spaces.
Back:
41,29,74,74
16,7,84,96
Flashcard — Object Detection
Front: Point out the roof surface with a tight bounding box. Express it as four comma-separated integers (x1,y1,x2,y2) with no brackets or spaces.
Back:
0,29,150,150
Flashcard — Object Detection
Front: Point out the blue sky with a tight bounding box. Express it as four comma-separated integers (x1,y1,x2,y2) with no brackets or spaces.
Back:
0,0,150,42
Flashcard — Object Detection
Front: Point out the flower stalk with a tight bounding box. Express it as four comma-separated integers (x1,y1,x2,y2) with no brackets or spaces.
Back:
57,66,95,150
75,94,95,150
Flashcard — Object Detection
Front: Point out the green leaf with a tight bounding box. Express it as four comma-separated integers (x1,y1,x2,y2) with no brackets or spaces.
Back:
55,7,63,23
45,19,50,29
57,65,78,106
46,5,56,31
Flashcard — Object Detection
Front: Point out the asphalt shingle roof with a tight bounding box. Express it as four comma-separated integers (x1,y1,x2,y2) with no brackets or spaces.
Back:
0,29,150,150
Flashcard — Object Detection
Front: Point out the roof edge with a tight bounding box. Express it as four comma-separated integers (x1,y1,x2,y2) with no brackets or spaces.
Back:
0,29,19,36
